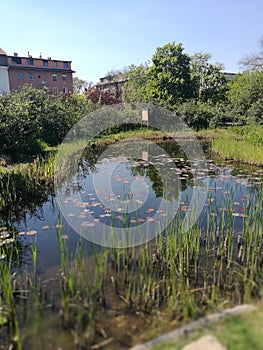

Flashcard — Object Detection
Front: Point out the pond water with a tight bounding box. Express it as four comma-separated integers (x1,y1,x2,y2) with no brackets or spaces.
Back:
3,140,262,273
1,139,263,349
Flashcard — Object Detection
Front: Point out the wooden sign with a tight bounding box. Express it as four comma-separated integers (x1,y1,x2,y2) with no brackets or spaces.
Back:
141,109,149,122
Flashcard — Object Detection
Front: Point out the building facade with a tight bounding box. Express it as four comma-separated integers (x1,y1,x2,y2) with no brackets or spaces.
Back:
0,48,74,94
0,48,10,94
95,73,128,98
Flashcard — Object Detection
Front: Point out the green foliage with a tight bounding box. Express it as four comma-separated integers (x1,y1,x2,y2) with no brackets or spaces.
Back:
190,52,228,103
146,42,193,107
175,99,214,130
247,97,263,124
122,64,148,103
0,85,94,160
209,103,241,128
227,70,263,122
210,125,263,165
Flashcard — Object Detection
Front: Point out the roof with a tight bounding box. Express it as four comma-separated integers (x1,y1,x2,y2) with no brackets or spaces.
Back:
0,48,7,55
8,65,75,74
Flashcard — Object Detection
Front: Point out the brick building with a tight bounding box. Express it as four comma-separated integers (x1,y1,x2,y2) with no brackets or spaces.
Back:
0,48,74,94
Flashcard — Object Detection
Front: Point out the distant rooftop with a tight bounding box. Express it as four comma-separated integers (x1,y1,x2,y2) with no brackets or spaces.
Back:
0,48,7,55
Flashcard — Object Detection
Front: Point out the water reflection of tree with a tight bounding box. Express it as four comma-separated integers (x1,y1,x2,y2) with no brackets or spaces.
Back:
80,142,194,201
131,163,190,201
80,145,108,177
0,172,53,230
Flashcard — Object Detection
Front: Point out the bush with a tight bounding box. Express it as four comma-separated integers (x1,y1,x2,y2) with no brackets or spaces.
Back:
174,100,214,130
0,85,94,160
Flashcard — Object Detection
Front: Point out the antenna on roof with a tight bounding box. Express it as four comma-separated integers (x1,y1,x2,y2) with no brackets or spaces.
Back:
39,52,42,58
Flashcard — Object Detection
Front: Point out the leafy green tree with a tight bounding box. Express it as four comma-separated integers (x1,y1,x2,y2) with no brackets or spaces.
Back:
0,85,95,159
227,70,263,121
0,85,49,159
146,42,193,107
122,64,148,103
190,52,228,103
247,97,263,124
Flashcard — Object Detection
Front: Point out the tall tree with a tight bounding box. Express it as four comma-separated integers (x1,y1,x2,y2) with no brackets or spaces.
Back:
73,77,93,93
239,36,263,71
146,42,193,107
122,64,148,102
227,69,263,123
190,52,228,103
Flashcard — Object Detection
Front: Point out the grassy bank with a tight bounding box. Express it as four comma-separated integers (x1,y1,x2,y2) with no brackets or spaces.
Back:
152,301,263,350
197,125,263,166
2,125,262,171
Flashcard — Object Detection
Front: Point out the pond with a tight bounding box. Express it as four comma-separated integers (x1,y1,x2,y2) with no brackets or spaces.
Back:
0,139,262,349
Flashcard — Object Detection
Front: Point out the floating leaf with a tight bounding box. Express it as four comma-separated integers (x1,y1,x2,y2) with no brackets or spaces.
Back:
42,225,51,230
26,230,37,236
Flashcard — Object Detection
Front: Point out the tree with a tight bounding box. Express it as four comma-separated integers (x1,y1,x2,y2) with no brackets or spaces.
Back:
73,76,93,94
175,99,214,130
227,69,263,123
190,52,228,103
122,64,148,103
145,42,193,107
239,36,263,71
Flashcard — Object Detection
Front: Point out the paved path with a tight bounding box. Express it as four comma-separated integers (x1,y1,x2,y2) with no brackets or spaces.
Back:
182,335,226,350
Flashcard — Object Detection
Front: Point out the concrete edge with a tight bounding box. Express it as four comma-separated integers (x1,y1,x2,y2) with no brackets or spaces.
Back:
130,304,257,350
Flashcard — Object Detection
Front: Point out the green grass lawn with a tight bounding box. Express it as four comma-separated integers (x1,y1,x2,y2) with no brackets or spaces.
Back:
151,301,263,350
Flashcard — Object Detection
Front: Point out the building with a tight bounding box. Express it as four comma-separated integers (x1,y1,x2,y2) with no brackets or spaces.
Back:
0,48,75,95
0,48,10,94
95,73,128,98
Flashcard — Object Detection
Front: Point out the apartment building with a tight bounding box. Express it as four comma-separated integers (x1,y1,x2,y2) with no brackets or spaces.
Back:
95,73,128,98
0,48,74,94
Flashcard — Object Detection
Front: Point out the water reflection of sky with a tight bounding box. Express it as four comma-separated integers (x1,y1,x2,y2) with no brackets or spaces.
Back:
11,144,263,272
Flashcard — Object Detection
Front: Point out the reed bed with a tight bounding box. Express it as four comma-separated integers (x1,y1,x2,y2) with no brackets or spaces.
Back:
199,125,263,166
1,183,261,348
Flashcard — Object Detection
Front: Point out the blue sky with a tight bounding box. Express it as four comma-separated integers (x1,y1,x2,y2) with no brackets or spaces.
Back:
1,0,262,83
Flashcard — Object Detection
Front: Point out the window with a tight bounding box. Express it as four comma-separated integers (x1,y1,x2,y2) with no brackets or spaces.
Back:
53,87,58,95
62,87,68,94
54,61,58,67
63,61,69,68
12,57,22,64
27,58,34,65
17,72,23,79
28,73,34,80
62,75,67,81
52,74,57,81
43,60,48,67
